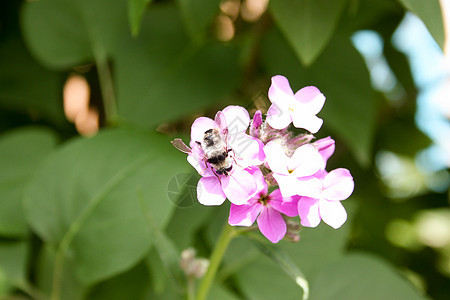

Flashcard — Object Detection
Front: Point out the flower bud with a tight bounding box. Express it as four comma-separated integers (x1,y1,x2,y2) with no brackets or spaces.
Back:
180,248,210,278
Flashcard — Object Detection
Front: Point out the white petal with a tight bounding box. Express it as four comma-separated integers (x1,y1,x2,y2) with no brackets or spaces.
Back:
290,144,324,177
263,141,289,175
319,200,347,229
222,105,250,134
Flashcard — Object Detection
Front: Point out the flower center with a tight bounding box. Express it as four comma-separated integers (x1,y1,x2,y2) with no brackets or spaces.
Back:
258,195,270,205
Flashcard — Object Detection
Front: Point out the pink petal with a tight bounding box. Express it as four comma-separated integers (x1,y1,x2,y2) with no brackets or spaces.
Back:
248,166,268,196
268,189,299,217
228,200,261,226
197,177,226,206
257,206,287,243
222,105,250,134
314,137,335,166
291,113,323,134
298,197,321,227
190,117,217,143
266,103,292,130
322,168,354,201
290,144,324,177
318,199,347,229
263,141,289,175
294,86,326,115
214,110,228,132
250,110,263,137
222,167,257,205
229,134,263,167
268,75,294,104
187,144,215,177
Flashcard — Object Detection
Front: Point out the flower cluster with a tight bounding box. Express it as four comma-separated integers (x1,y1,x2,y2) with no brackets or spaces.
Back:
172,75,354,243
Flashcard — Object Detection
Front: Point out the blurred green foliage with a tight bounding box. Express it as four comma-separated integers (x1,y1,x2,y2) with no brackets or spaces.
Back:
0,0,448,299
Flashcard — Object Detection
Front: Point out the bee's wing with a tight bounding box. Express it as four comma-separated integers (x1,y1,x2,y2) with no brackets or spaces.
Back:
171,138,192,154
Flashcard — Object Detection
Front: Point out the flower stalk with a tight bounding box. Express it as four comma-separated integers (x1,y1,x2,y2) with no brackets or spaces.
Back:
196,224,236,300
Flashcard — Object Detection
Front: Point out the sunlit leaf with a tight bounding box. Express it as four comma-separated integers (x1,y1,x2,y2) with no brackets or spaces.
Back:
0,127,58,238
23,128,188,285
397,0,445,50
270,0,348,66
310,252,426,299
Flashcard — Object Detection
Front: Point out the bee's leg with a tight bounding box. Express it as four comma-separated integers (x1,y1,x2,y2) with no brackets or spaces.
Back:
229,149,245,169
211,167,222,183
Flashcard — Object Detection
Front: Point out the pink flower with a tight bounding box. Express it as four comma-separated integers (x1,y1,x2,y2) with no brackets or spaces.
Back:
298,169,354,229
263,141,324,198
191,105,264,168
173,105,265,206
314,136,335,168
266,75,326,133
228,167,299,243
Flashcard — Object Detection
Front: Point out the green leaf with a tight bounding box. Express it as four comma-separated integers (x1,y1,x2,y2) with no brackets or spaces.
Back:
0,127,58,237
0,241,28,286
261,28,375,166
21,0,128,69
35,244,86,300
235,254,305,300
270,0,348,66
397,0,445,50
310,252,426,299
115,4,240,129
128,0,152,36
23,128,188,285
0,37,65,125
86,262,150,300
249,236,309,300
176,0,221,42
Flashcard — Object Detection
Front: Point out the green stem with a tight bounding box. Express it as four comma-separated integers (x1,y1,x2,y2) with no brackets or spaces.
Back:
94,52,118,125
196,224,236,300
187,276,196,300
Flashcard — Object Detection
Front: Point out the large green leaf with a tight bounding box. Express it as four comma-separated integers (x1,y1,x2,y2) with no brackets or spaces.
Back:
23,128,188,285
270,0,348,66
21,0,128,69
115,4,240,129
36,244,86,300
261,28,375,166
0,127,58,237
309,252,426,299
397,0,445,50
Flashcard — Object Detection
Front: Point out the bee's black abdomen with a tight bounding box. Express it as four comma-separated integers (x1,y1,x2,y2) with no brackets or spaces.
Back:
207,157,219,164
